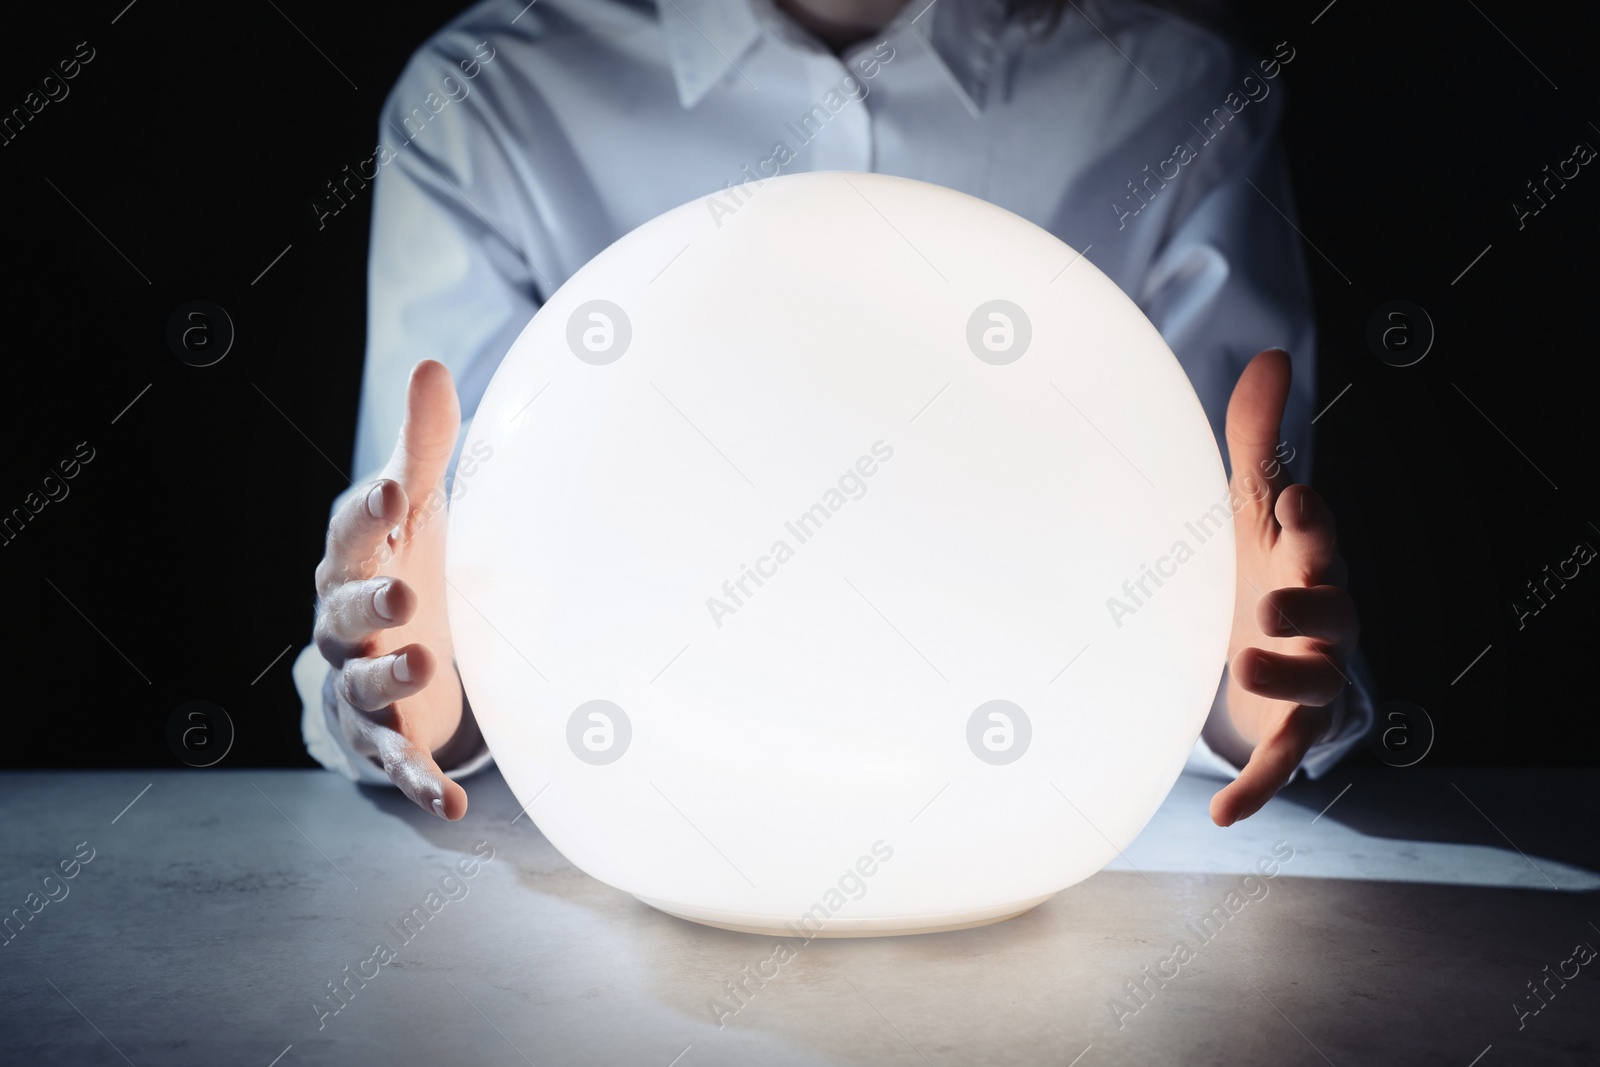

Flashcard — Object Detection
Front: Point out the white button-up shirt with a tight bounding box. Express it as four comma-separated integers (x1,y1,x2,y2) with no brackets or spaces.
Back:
295,0,1372,786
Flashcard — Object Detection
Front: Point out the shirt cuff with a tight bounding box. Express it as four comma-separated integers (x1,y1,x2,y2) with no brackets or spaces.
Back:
1185,651,1376,782
293,642,496,785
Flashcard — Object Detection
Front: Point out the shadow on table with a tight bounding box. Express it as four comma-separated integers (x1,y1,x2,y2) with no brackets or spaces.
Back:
1275,766,1600,885
352,781,501,861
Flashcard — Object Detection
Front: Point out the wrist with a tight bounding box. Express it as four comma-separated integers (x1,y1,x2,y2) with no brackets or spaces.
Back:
430,664,483,768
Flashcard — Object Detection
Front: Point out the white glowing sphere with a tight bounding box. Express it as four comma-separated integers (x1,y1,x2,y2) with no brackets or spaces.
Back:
447,172,1234,936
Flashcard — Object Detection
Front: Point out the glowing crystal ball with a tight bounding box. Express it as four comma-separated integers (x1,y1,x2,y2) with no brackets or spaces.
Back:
447,172,1234,936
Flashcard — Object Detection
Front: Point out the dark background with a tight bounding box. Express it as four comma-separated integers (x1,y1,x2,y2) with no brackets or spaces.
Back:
1,0,1594,769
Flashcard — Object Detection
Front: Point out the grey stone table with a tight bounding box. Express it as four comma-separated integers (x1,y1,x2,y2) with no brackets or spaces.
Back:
2,766,1596,1066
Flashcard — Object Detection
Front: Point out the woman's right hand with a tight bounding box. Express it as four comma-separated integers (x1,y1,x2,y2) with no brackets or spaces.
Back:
312,360,476,820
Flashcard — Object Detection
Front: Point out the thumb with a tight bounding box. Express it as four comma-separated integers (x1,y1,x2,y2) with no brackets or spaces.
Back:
1224,349,1292,507
385,359,462,503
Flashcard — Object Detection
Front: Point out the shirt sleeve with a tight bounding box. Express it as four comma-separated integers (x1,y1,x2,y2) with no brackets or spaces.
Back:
1129,72,1375,779
298,43,547,784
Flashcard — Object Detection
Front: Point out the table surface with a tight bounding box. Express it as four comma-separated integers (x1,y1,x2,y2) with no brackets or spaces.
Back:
2,765,1596,1067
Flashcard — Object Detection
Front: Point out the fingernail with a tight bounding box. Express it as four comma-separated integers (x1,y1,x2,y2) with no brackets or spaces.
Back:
432,798,446,818
367,482,387,519
1298,489,1310,524
374,583,394,621
393,652,412,684
1253,656,1272,687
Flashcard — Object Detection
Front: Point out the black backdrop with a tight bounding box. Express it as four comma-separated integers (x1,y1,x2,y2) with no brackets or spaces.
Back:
2,0,1595,769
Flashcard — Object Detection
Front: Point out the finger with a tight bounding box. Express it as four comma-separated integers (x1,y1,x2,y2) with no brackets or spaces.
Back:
371,727,471,820
314,577,418,661
316,479,407,595
1257,585,1358,649
1224,349,1293,513
385,360,461,507
1233,647,1346,707
338,711,469,821
1209,715,1323,827
338,644,436,713
1273,484,1341,584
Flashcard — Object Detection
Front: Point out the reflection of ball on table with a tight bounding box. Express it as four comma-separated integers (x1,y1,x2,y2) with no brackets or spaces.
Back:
447,172,1234,936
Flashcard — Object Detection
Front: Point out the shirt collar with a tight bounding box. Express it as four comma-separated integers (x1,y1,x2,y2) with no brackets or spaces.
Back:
656,0,1008,114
